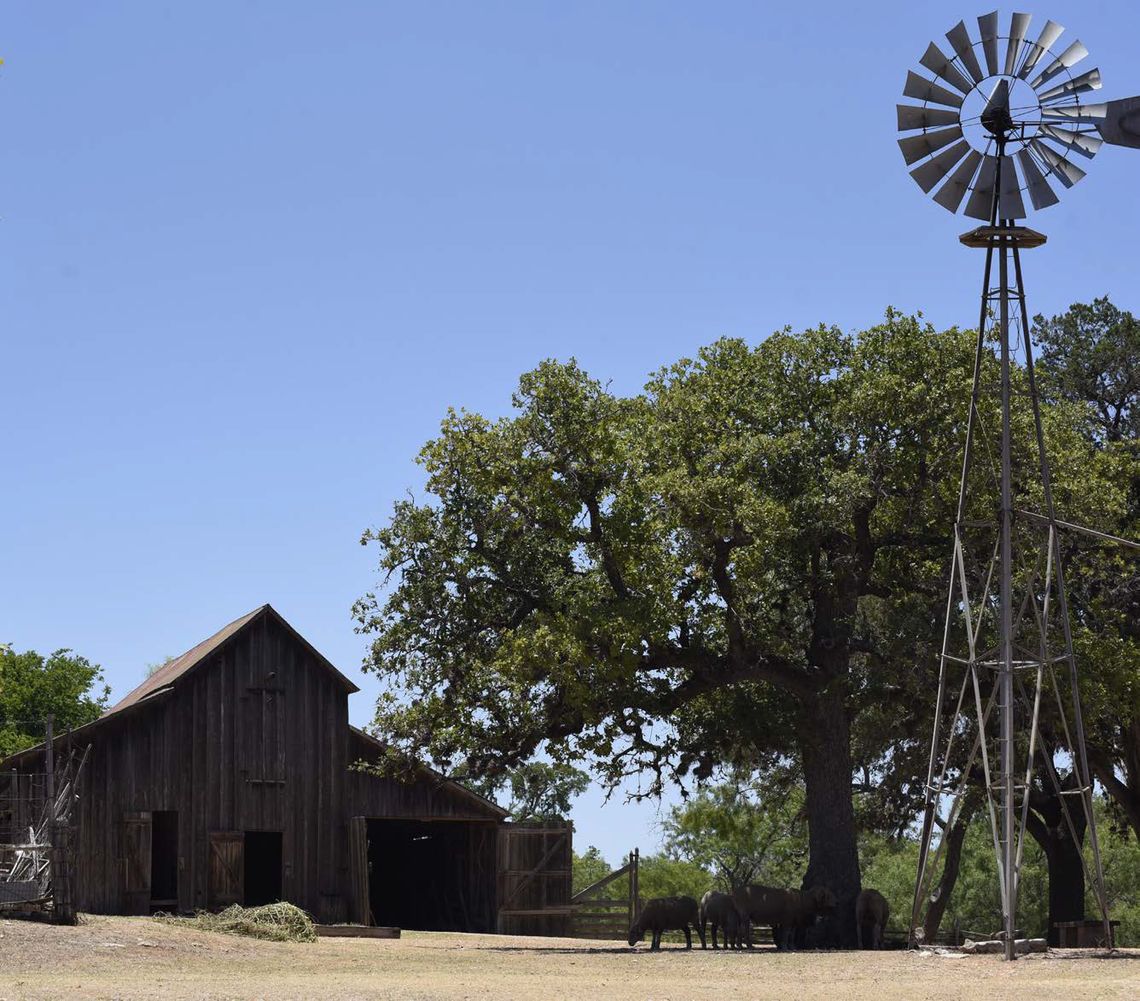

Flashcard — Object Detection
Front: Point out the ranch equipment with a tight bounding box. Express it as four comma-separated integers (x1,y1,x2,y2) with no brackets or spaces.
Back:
899,11,1140,961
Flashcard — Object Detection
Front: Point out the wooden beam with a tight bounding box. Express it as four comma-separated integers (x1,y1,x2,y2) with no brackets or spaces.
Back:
570,861,631,903
316,924,401,939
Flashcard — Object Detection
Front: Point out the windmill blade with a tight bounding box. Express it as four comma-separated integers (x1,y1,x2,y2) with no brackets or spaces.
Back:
1095,96,1140,148
998,157,1027,219
1016,149,1060,210
1042,102,1108,124
1040,124,1103,158
964,155,999,220
1038,68,1102,104
1004,13,1032,76
904,70,965,109
933,150,983,213
910,140,971,193
978,11,1000,76
946,21,985,85
897,104,961,131
1031,39,1089,89
899,125,965,166
920,41,974,95
1030,139,1087,188
1018,19,1064,79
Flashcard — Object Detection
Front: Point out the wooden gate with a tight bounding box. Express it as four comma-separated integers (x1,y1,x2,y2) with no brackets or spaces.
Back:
120,812,152,915
571,848,639,940
208,831,244,908
496,822,572,936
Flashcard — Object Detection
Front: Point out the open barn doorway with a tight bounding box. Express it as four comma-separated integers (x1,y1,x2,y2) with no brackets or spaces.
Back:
243,831,283,906
149,811,178,910
366,819,496,931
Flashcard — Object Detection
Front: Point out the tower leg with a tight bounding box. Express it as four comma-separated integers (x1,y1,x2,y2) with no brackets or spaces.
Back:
998,229,1017,960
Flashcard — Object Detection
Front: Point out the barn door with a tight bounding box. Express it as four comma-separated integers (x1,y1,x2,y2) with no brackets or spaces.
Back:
348,817,373,926
208,831,244,908
496,822,572,936
120,811,152,915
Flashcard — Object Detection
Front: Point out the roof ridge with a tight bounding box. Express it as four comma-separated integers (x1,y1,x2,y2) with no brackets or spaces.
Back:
104,605,269,716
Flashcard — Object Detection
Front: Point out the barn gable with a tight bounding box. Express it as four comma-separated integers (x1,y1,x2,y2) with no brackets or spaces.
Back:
107,604,358,717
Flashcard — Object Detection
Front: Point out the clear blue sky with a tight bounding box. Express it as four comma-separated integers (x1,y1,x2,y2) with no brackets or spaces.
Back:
3,2,1138,865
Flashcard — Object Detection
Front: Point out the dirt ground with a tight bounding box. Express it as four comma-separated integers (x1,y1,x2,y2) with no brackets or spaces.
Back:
1,916,1139,1001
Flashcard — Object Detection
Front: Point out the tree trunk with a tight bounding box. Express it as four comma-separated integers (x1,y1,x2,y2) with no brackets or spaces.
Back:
1043,836,1085,946
922,792,979,943
1026,779,1087,946
798,683,861,948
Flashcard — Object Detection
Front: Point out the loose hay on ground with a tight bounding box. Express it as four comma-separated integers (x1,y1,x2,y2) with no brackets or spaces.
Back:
154,902,316,942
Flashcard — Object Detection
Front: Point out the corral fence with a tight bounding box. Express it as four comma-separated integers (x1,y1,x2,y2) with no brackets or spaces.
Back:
0,716,89,924
495,822,642,940
569,848,639,940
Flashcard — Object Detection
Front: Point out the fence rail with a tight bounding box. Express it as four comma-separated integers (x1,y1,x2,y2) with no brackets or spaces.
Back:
569,848,639,940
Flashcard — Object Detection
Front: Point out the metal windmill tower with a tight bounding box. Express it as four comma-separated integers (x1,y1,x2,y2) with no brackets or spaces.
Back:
898,12,1140,960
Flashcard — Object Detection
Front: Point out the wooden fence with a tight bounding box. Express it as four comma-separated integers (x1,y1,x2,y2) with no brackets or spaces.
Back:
569,848,639,940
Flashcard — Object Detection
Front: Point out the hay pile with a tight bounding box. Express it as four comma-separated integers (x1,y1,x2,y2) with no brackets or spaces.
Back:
156,902,316,943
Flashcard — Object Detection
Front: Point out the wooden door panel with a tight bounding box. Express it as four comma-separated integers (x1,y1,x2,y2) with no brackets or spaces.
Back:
208,831,244,908
348,817,372,926
120,811,152,915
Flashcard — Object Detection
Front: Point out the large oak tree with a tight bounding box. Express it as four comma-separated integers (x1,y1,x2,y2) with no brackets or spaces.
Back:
355,313,986,941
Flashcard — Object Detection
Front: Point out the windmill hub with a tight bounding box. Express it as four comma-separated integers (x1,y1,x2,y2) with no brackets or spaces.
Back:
980,80,1026,140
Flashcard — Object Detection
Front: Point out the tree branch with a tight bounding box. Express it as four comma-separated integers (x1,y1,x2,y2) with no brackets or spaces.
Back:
582,491,631,600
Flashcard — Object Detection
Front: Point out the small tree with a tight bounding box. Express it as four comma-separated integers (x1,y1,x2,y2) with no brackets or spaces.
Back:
660,775,807,890
572,846,616,896
0,647,109,757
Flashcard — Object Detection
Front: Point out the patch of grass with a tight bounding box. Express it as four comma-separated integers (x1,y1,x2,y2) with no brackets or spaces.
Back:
155,902,316,943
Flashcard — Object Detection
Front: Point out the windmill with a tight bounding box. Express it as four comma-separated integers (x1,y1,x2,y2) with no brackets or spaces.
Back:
897,11,1140,960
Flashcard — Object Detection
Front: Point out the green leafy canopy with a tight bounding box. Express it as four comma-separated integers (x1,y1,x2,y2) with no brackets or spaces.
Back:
353,312,982,797
0,647,109,758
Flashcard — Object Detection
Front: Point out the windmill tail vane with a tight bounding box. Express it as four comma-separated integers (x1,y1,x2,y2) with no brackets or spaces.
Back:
897,12,1140,961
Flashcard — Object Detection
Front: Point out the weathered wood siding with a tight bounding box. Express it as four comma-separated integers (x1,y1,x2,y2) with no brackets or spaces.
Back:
11,610,352,922
496,823,573,936
345,730,504,821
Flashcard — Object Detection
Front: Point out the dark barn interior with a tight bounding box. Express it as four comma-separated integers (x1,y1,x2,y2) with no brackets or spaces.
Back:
243,831,284,906
367,819,497,932
149,811,179,908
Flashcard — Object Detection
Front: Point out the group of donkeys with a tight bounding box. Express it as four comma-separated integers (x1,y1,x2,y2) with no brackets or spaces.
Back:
627,884,891,953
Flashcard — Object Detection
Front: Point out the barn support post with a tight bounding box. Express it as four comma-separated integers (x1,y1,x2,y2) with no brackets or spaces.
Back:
44,715,76,925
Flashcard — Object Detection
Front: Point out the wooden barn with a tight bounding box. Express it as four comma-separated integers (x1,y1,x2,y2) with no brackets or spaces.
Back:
0,605,571,932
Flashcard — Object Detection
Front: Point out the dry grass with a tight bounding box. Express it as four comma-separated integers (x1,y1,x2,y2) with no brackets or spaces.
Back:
1,915,1139,1000
154,902,317,942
